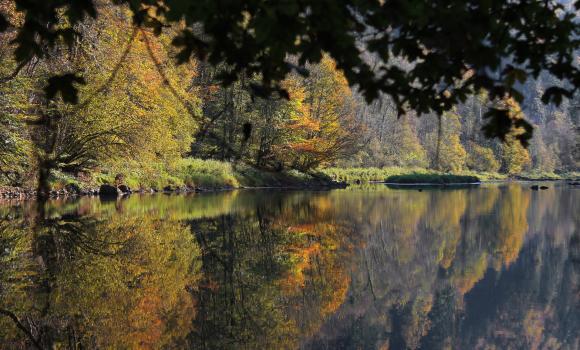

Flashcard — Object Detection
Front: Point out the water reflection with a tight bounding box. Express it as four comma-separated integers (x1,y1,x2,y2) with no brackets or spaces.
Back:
0,184,578,349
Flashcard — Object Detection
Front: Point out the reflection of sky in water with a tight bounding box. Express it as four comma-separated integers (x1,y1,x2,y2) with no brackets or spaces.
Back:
0,183,578,349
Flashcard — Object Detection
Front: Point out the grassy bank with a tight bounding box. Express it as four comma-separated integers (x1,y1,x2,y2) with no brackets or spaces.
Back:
44,162,580,193
512,170,580,181
322,167,505,183
48,158,340,192
322,167,579,184
385,174,480,184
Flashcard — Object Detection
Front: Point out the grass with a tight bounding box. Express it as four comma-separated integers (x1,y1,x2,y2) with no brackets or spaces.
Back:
322,167,426,183
323,166,580,184
83,158,339,190
48,170,83,191
50,160,579,192
516,170,580,181
385,173,480,184
322,167,501,183
235,166,335,187
178,158,240,188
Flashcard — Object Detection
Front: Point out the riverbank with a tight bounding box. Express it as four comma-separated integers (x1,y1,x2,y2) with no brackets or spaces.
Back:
385,174,480,184
0,159,347,200
321,167,579,184
2,161,579,200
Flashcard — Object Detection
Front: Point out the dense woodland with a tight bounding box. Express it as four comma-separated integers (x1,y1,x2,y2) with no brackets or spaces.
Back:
0,1,578,192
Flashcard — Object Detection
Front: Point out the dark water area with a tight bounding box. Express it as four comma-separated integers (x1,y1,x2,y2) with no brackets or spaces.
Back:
0,183,578,349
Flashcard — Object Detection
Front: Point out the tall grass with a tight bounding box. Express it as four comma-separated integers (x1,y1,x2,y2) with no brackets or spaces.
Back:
178,158,240,188
322,167,427,182
63,160,578,191
322,167,507,183
385,174,480,184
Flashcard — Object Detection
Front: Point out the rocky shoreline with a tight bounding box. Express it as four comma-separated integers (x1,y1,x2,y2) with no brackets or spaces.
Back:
0,181,349,201
0,184,210,200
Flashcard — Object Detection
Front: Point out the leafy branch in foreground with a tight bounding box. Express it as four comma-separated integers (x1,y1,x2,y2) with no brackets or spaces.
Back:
1,0,579,144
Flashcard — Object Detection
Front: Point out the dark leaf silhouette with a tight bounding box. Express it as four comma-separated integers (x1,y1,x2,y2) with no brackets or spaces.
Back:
2,0,579,142
44,74,87,104
541,86,573,106
0,13,8,32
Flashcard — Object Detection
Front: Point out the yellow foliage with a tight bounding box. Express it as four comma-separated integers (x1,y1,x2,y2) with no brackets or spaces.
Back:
275,55,358,170
493,184,530,267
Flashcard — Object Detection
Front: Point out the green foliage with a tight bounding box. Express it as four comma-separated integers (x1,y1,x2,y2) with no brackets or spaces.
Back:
47,170,82,191
385,174,480,184
467,143,501,173
436,112,467,172
323,167,425,183
178,158,239,188
501,136,532,175
5,0,579,144
384,116,428,168
0,1,576,190
323,167,510,183
88,158,338,190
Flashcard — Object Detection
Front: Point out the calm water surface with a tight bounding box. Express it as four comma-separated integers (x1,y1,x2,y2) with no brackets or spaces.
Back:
0,183,578,349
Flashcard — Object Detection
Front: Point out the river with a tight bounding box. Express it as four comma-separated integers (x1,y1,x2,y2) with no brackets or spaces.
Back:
0,183,578,349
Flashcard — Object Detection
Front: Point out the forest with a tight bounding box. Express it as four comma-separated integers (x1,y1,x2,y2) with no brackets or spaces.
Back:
0,1,578,194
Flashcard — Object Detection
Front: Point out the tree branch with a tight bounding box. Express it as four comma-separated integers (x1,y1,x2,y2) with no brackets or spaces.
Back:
0,309,43,349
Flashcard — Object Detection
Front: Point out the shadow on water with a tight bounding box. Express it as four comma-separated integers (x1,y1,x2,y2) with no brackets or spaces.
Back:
0,184,578,349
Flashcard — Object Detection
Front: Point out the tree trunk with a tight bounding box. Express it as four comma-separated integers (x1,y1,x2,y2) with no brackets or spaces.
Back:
37,157,53,199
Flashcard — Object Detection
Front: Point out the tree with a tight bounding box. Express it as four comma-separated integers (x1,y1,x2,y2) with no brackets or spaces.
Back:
467,143,500,172
435,111,467,172
3,0,579,144
274,56,359,171
190,56,359,172
528,128,557,173
383,114,428,168
0,81,32,185
499,99,532,174
542,111,578,171
0,4,200,192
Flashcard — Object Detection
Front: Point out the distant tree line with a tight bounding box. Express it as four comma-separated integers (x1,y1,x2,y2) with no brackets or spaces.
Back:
344,87,578,174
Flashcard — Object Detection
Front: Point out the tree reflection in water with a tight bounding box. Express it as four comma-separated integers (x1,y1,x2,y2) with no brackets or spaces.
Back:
0,199,201,349
0,184,577,349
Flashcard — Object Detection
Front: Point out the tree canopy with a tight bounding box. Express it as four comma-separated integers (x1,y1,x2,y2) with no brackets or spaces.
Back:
2,0,579,145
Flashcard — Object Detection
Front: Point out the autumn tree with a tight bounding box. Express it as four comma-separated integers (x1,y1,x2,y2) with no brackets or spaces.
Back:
499,99,532,174
435,111,467,172
274,56,359,171
0,2,200,192
467,143,500,172
4,0,579,147
528,128,557,173
380,113,428,168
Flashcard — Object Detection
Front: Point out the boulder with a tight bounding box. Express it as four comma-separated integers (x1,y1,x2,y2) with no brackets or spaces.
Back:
118,184,131,193
99,184,121,197
65,183,81,195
